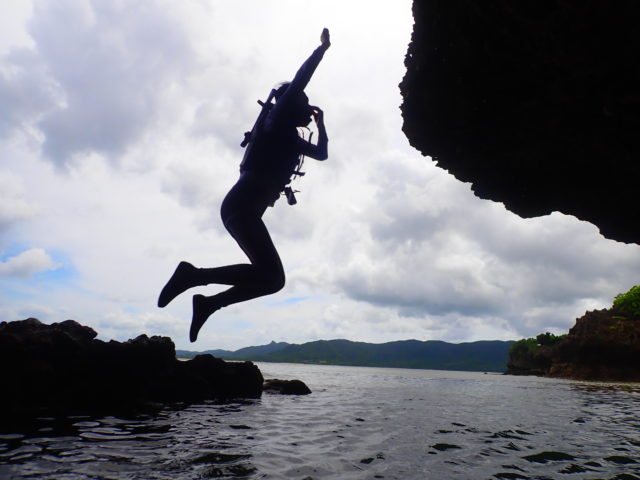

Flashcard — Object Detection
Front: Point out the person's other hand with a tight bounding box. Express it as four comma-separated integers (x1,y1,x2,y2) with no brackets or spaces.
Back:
311,106,324,124
321,28,330,48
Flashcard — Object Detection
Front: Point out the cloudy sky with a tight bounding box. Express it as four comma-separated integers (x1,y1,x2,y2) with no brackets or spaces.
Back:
1,0,638,350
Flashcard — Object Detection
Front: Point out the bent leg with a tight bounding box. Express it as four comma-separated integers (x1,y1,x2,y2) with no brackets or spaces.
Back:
157,259,253,308
198,212,285,309
189,213,285,342
157,217,280,308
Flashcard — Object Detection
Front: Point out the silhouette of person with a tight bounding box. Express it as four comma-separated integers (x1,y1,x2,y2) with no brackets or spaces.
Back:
158,28,331,342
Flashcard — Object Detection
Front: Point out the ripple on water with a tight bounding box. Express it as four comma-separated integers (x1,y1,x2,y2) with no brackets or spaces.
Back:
0,444,43,461
71,421,100,428
79,431,132,441
194,454,257,479
522,451,576,463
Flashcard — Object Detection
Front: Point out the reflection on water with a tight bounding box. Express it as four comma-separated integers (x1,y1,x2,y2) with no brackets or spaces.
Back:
0,402,259,480
1,364,640,479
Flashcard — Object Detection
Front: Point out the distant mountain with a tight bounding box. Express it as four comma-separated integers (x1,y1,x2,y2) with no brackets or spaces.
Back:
176,340,290,360
177,339,514,373
234,340,291,357
176,349,228,359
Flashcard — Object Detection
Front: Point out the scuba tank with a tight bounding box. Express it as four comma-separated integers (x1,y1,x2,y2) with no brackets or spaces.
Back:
239,89,307,205
239,88,277,171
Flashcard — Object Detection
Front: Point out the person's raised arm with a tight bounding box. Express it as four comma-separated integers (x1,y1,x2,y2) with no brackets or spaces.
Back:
289,28,330,93
271,29,330,116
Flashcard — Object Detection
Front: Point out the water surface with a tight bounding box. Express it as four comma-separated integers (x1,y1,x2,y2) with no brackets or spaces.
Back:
1,364,639,479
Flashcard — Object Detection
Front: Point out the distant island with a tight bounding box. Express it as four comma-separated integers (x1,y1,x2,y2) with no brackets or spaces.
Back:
177,338,514,373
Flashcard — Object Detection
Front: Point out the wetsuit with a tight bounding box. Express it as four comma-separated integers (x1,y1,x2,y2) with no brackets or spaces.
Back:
206,42,330,308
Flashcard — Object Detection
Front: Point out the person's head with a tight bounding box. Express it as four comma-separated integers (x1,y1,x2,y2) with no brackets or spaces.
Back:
274,82,314,127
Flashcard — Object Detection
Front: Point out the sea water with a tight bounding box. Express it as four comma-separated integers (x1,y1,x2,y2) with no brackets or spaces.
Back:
1,363,639,479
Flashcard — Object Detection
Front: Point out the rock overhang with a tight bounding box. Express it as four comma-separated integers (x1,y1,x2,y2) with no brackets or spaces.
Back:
400,0,640,244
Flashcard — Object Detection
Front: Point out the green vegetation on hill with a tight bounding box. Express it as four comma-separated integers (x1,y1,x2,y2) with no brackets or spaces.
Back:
509,332,567,358
507,332,566,375
613,285,640,317
178,338,514,373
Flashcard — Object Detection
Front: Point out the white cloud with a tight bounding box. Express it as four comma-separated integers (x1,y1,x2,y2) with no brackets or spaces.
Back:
0,0,34,55
0,169,39,231
23,0,199,166
0,47,59,139
0,248,58,277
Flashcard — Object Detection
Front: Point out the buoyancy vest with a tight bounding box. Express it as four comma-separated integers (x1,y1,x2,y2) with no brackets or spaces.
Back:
240,91,306,205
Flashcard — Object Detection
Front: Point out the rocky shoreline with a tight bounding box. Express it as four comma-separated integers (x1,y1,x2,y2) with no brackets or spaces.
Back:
507,308,640,382
0,319,310,425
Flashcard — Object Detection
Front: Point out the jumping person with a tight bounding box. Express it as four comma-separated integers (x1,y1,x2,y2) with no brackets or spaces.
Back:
158,28,331,342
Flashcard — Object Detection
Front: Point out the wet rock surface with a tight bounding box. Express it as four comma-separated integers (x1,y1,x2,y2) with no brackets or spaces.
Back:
0,318,264,422
263,378,312,395
401,1,640,244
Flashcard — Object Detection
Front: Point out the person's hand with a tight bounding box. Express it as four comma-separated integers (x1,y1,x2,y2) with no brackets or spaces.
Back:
320,28,330,48
310,106,324,125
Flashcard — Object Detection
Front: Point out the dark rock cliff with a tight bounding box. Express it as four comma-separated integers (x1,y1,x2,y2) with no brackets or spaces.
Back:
0,318,264,422
400,0,640,244
550,308,640,380
507,308,640,381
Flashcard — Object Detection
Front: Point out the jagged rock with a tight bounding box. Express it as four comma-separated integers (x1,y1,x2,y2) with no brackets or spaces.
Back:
506,308,640,381
549,308,640,381
263,378,311,395
401,0,640,244
178,354,264,399
0,319,263,422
